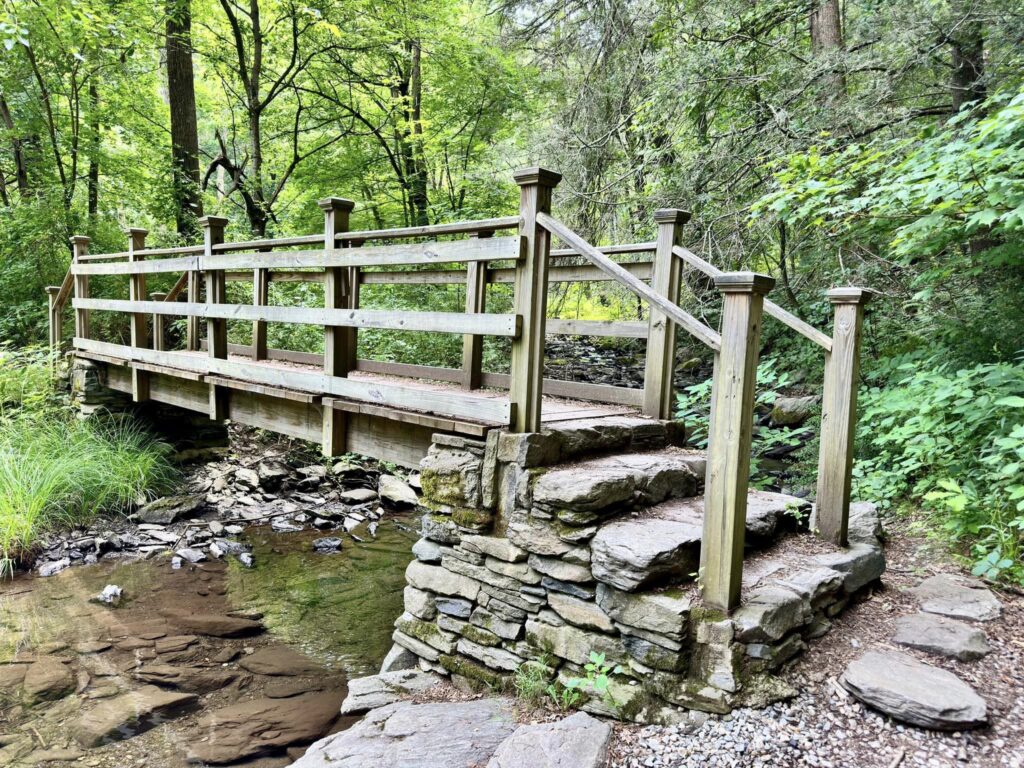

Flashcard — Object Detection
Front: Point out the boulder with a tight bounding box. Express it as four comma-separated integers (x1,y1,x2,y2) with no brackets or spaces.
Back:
813,542,885,593
312,537,343,553
133,664,244,693
137,494,204,524
379,643,418,674
23,658,75,701
341,488,379,504
892,613,991,661
379,475,418,508
73,685,198,747
37,558,71,577
340,670,441,715
841,650,987,730
909,573,1001,622
291,699,516,768
487,711,612,768
412,538,443,563
769,395,817,427
160,611,262,638
239,646,323,676
847,501,884,543
188,691,343,764
257,460,291,487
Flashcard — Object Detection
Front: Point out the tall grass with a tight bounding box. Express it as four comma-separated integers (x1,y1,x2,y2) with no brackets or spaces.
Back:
0,346,176,576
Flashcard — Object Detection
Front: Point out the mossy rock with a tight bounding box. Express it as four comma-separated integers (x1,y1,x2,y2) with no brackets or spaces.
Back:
439,654,510,692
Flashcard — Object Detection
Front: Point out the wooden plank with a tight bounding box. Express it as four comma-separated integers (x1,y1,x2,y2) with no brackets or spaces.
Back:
75,349,130,367
333,216,519,243
72,254,200,275
325,397,492,438
134,360,204,381
74,299,521,337
672,245,832,352
213,234,322,252
356,358,464,384
699,273,774,611
229,390,322,442
539,212,722,352
546,318,648,339
127,228,150,403
344,412,438,468
71,236,91,341
321,197,356,382
253,267,269,360
205,375,318,403
479,373,644,407
816,288,872,546
461,245,488,389
550,242,655,258
644,210,688,419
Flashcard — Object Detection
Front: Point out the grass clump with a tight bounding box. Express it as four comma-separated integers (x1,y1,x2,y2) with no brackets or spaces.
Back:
0,347,176,575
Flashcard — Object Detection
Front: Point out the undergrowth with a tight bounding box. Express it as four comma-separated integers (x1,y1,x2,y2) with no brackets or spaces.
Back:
0,346,176,576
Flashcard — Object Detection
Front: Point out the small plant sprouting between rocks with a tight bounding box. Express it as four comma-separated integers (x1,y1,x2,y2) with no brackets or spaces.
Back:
545,651,622,713
513,656,552,706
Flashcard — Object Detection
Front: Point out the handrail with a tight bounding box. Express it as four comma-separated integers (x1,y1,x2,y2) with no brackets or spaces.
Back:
672,245,832,352
331,216,519,243
536,212,722,352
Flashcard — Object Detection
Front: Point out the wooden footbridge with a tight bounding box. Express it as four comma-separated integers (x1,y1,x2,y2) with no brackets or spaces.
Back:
46,167,871,611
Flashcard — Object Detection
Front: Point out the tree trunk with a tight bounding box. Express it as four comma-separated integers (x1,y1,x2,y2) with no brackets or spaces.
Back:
809,0,846,95
950,16,985,113
166,0,204,236
0,93,30,197
87,81,100,221
406,40,429,226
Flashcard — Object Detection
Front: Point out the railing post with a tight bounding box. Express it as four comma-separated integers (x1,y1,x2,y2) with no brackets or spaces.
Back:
643,208,691,419
816,287,873,546
201,215,230,420
127,228,150,402
150,291,168,351
252,266,269,360
70,235,91,343
461,230,493,390
319,197,355,457
700,272,775,611
45,286,60,351
510,167,560,432
186,242,202,352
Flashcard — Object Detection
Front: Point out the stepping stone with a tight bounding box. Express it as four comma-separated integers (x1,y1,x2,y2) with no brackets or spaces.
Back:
239,646,322,676
188,691,344,764
487,711,612,768
841,650,986,730
137,493,205,524
340,670,441,715
23,658,75,701
892,613,991,661
291,699,516,768
73,685,198,747
378,475,418,508
133,664,244,693
160,610,263,638
909,573,1001,621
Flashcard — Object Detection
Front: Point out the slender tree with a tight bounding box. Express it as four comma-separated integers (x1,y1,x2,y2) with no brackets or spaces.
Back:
166,0,204,236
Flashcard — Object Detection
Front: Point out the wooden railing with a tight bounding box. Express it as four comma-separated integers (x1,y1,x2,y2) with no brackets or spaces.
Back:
47,166,871,612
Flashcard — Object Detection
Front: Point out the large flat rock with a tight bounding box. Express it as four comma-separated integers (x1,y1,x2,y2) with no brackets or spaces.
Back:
892,613,991,661
188,691,343,764
487,711,612,768
909,573,1001,622
73,685,198,747
340,670,442,715
841,650,987,730
238,646,323,676
159,610,263,637
292,699,517,768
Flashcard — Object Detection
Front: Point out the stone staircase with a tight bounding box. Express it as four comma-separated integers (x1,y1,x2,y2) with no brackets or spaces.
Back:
385,417,884,723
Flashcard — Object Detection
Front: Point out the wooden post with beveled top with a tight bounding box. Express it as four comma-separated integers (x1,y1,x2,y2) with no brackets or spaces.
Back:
252,265,269,360
700,272,775,611
201,216,230,420
643,208,691,419
461,230,493,390
127,228,150,401
320,197,355,457
816,287,872,546
510,167,560,432
150,292,168,351
71,235,91,342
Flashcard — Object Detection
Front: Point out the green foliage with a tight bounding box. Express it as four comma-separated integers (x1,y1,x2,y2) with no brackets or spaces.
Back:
544,651,622,714
854,356,1024,584
513,656,553,706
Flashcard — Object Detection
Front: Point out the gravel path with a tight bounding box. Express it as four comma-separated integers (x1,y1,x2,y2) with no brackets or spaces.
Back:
610,519,1024,768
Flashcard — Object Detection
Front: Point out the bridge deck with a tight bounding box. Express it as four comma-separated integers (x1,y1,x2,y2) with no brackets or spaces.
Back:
78,348,641,467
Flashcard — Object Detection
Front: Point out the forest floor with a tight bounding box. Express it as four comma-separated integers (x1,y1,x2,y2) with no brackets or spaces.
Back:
610,517,1024,768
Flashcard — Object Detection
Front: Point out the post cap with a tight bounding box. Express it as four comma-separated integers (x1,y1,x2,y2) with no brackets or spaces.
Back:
513,167,562,188
653,209,691,225
69,235,91,246
714,272,775,295
198,215,230,229
45,285,60,295
125,227,149,237
318,197,356,213
826,287,874,305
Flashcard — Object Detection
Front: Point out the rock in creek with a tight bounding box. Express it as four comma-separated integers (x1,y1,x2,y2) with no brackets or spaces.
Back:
133,664,246,694
487,711,612,768
378,475,418,508
312,537,343,553
159,610,263,638
257,460,291,488
175,547,206,563
769,395,818,427
137,493,205,525
91,584,123,605
238,646,323,676
73,685,198,747
188,691,343,764
892,612,991,661
37,558,70,577
840,649,987,730
292,699,516,768
23,658,75,701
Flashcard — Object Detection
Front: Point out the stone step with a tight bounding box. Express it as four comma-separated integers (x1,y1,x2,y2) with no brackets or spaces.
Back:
530,449,707,525
588,491,810,592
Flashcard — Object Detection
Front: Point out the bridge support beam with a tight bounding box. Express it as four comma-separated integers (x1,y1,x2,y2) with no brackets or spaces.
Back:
816,287,872,546
510,167,561,433
700,272,774,611
643,209,690,420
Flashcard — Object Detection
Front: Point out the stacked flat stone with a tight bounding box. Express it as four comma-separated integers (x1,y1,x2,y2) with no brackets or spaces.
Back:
389,421,885,723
